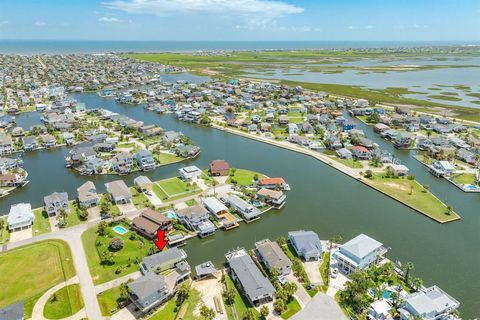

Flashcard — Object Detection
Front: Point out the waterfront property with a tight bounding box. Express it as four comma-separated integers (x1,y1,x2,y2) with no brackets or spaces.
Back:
176,204,216,238
7,203,34,232
333,233,386,275
226,194,261,222
398,286,460,320
256,188,286,208
105,180,132,204
288,230,323,261
194,261,217,280
255,238,292,276
128,272,170,314
134,175,153,192
43,192,70,217
202,197,239,230
178,165,203,180
209,159,230,176
225,248,275,307
77,181,99,208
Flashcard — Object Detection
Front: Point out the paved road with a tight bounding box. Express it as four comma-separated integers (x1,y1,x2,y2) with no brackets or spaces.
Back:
290,293,347,320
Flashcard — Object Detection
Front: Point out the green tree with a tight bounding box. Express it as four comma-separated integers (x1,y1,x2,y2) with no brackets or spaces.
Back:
276,236,287,246
224,287,236,305
402,262,415,285
340,270,374,314
200,305,216,320
176,283,190,305
260,305,269,319
97,221,108,235
283,282,298,302
273,298,287,314
243,308,255,320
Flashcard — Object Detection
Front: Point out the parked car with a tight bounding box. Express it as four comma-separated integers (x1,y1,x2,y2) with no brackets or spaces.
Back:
331,268,338,279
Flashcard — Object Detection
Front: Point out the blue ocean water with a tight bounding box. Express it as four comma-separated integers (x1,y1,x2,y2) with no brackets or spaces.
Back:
0,40,478,55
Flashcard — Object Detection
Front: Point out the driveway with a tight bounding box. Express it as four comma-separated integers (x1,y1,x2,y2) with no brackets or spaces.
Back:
117,202,137,214
9,228,32,242
304,260,323,285
290,293,347,320
144,191,162,207
95,271,141,294
286,273,311,307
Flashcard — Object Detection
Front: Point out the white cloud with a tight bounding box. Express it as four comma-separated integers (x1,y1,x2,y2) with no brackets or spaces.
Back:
0,20,9,26
99,16,121,22
348,25,356,30
35,20,46,27
365,25,374,29
103,0,304,18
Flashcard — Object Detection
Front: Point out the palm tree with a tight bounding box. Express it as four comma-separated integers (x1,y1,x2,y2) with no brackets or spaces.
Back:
402,262,414,285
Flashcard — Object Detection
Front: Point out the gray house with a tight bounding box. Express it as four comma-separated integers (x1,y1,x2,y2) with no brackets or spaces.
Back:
105,180,132,204
44,192,70,217
399,286,460,320
226,249,275,306
226,195,261,221
176,204,215,238
288,230,323,261
140,248,189,275
255,239,292,276
77,181,99,208
128,271,170,313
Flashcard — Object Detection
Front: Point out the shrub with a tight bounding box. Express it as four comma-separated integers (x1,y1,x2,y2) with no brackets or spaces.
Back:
109,238,124,251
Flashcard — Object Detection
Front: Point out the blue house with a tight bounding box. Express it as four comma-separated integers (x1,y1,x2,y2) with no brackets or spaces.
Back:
135,150,156,171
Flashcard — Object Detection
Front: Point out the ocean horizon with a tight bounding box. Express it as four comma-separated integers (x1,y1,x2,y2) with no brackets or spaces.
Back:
1,40,479,55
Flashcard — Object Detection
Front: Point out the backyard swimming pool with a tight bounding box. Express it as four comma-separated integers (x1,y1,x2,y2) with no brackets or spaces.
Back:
113,225,128,235
368,288,393,300
164,210,177,219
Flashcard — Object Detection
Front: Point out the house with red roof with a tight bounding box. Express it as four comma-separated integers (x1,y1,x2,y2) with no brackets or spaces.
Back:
351,146,372,160
209,160,230,176
259,177,287,190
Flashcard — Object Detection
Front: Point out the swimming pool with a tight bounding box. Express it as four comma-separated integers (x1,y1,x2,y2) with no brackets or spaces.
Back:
113,225,128,235
368,288,392,300
164,210,177,219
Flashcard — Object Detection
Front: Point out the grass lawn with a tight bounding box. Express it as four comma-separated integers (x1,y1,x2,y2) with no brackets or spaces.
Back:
366,174,460,222
225,275,260,319
451,173,477,185
97,285,127,316
226,168,265,187
81,221,155,285
324,150,363,169
155,152,183,164
0,240,76,315
281,243,299,261
117,142,135,149
319,252,331,292
281,298,301,319
131,187,152,208
67,202,85,227
148,289,202,320
43,284,84,319
32,208,52,236
153,177,202,202
0,217,9,244
99,195,121,217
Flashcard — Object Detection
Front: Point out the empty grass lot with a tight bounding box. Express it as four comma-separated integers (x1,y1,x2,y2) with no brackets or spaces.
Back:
82,222,155,285
281,298,301,319
43,284,84,319
324,150,363,169
451,173,477,185
32,208,52,236
226,168,266,187
0,240,76,317
0,217,9,244
152,177,201,201
366,174,460,223
148,289,201,320
97,284,128,316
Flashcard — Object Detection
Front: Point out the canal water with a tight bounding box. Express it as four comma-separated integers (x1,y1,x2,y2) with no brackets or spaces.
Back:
1,93,479,317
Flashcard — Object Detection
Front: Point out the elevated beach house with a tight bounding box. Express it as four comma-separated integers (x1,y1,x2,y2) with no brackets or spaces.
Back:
288,230,323,261
226,195,261,221
44,192,70,217
399,286,460,320
105,180,132,204
226,249,275,306
7,203,34,232
333,233,387,275
77,181,99,207
176,204,215,238
255,239,292,276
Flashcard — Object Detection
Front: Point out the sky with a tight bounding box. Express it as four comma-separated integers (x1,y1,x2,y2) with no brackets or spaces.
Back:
0,0,479,41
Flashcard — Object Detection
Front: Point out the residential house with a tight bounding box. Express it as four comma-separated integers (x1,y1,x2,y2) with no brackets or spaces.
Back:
456,148,476,165
105,180,132,204
226,195,261,221
40,134,56,148
135,150,156,171
195,261,218,280
351,146,372,160
288,123,298,135
278,115,289,125
256,188,286,207
134,175,153,192
387,164,410,177
226,249,275,306
131,208,173,239
7,203,35,231
77,181,99,208
176,204,215,238
368,300,392,320
336,148,352,159
202,197,238,230
399,286,460,320
44,192,70,217
333,234,386,275
178,165,202,180
431,161,455,177
0,135,13,155
255,239,291,276
259,177,287,190
22,136,37,151
394,132,413,149
288,230,323,261
140,247,190,276
209,160,230,176
111,152,133,175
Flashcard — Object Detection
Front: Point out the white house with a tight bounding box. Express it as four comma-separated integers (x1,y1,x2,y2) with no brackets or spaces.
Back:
368,300,392,320
8,203,35,231
399,286,460,320
333,234,386,275
178,166,203,180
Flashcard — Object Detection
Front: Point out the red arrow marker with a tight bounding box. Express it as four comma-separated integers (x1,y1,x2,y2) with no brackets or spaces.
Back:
154,229,168,251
